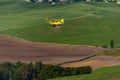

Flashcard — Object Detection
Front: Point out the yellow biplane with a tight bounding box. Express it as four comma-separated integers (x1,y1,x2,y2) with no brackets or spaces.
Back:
49,19,64,27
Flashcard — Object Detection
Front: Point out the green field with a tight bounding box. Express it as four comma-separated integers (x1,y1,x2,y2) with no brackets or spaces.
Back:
0,0,120,47
49,65,120,80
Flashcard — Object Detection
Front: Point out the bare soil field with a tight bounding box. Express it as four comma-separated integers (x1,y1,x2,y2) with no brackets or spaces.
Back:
0,36,105,64
62,56,120,69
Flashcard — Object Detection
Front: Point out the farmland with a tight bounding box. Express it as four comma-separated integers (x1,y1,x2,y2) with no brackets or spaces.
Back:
98,49,120,59
0,0,120,47
0,0,120,80
0,36,105,64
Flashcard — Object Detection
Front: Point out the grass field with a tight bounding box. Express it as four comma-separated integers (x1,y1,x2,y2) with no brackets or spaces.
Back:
0,0,120,47
49,65,120,80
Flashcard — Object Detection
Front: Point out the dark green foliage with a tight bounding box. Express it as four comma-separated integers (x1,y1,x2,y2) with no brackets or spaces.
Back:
74,0,80,2
96,0,103,2
35,62,43,72
40,65,65,79
110,40,114,48
0,68,9,80
102,45,107,48
39,65,92,79
19,63,34,80
0,62,92,80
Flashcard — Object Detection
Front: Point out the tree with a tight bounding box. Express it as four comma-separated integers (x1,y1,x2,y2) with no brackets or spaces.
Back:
35,62,43,72
110,40,114,48
0,68,9,80
14,63,35,80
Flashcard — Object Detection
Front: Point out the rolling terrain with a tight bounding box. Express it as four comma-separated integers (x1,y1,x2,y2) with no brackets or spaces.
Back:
0,0,120,47
0,36,119,70
0,36,105,64
0,1,120,79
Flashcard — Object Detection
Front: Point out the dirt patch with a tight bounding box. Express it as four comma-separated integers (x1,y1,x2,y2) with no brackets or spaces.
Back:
0,36,106,64
62,60,111,68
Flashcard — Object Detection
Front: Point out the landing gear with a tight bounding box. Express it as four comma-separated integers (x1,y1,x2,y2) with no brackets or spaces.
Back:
53,25,56,28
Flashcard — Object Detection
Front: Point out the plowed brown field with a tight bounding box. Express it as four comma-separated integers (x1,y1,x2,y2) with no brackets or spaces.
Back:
0,36,105,65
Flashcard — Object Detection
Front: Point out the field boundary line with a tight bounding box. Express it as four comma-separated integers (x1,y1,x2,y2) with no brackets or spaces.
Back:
58,55,96,65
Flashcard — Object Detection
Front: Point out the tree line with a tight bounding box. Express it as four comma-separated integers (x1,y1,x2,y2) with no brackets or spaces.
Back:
0,61,92,80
